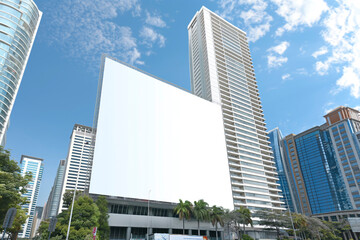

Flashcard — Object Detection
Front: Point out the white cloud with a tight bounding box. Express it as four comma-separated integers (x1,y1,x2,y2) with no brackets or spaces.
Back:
316,0,360,98
145,11,166,28
282,73,291,80
312,46,328,58
267,42,289,68
43,0,155,67
268,41,290,55
268,55,288,68
217,0,273,42
354,106,360,111
140,27,166,48
272,0,329,36
335,67,360,98
323,102,335,114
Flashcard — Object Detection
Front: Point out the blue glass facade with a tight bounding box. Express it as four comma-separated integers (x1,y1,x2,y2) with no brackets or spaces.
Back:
268,128,296,212
0,0,41,144
294,128,352,214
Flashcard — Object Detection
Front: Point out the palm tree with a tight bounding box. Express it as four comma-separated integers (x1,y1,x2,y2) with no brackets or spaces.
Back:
174,199,193,234
236,206,252,239
193,200,210,235
210,206,224,240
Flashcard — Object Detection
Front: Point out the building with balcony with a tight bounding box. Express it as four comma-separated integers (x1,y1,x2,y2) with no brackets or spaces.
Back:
188,6,283,211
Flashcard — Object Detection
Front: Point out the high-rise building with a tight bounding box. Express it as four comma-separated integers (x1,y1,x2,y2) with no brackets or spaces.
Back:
271,106,360,215
30,206,43,238
0,0,42,145
282,126,352,215
188,7,283,210
19,155,43,239
268,128,297,212
324,106,360,209
58,124,94,213
43,160,66,219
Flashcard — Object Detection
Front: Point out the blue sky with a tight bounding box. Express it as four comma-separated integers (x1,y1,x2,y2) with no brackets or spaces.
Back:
6,0,360,206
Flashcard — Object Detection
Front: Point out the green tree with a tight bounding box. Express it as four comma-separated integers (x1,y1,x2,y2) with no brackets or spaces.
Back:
210,206,224,240
0,147,32,225
96,195,110,240
37,219,50,239
62,189,82,208
39,196,100,240
235,206,253,239
7,208,28,240
193,199,210,235
60,195,100,240
254,210,289,239
292,213,307,239
174,199,193,234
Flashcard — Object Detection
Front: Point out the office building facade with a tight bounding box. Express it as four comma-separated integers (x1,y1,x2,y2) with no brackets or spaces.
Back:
0,0,42,145
43,159,66,219
268,128,297,212
188,7,283,210
19,155,43,238
285,126,352,215
58,124,94,213
272,106,359,215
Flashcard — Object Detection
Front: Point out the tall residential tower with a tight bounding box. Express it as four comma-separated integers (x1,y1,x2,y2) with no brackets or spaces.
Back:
58,124,94,213
19,155,43,239
188,7,283,210
0,0,42,145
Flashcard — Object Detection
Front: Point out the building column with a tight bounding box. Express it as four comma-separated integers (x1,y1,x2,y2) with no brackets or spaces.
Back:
126,227,131,240
169,229,173,234
206,230,210,238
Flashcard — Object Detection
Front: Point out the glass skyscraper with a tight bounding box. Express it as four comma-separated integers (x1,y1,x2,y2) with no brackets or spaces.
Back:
268,128,297,212
188,7,283,211
275,107,359,215
19,155,43,239
43,159,66,219
0,0,41,145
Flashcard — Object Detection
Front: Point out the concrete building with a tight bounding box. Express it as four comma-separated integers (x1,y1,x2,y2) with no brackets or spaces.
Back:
58,124,94,213
324,106,360,209
19,155,43,238
188,7,283,211
0,0,42,145
312,209,360,240
90,55,235,239
43,159,66,219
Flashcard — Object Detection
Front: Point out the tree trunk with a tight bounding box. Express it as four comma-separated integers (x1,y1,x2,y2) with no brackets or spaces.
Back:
198,220,200,236
183,218,185,234
216,223,218,240
227,223,230,240
276,227,280,240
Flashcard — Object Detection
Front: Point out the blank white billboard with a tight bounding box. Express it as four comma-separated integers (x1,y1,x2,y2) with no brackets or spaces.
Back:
90,57,233,209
